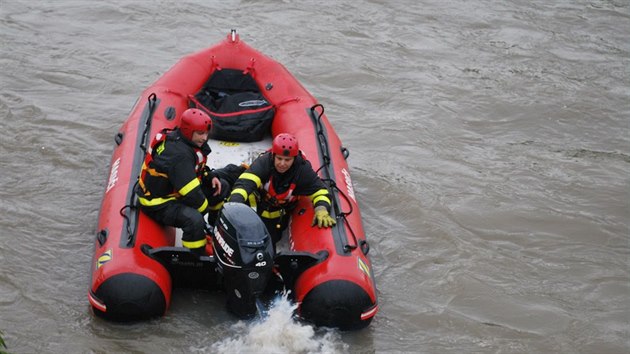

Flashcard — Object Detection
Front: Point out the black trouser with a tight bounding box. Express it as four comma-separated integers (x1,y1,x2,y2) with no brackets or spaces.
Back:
201,178,230,226
261,212,290,246
141,201,206,253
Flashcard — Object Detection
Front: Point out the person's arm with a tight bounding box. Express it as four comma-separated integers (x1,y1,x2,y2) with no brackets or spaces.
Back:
170,154,209,213
201,166,222,196
229,153,271,203
296,160,336,228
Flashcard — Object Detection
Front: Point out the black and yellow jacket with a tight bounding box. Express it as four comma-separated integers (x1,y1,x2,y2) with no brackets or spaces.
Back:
229,152,331,219
136,130,210,214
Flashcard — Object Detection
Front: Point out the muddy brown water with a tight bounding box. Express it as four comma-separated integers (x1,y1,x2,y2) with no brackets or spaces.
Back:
1,0,628,352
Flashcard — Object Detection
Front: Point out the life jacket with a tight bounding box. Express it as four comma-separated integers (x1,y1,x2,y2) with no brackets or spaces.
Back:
138,130,207,199
262,176,297,207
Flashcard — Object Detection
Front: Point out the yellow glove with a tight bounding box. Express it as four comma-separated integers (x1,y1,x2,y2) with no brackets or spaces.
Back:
312,206,336,228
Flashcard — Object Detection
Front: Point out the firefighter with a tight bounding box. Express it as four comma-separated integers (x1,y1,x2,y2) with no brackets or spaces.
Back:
228,133,336,245
136,108,228,255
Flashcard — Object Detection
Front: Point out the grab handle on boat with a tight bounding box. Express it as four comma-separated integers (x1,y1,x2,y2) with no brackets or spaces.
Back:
96,229,108,247
359,239,370,255
139,93,158,153
114,132,123,146
164,106,176,121
341,146,349,160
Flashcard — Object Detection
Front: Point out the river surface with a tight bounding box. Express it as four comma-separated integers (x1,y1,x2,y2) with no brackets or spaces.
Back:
1,0,628,353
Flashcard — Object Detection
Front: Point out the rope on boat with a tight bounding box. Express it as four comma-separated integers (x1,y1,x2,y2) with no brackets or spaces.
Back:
121,94,159,246
310,104,361,253
119,203,134,246
140,93,158,153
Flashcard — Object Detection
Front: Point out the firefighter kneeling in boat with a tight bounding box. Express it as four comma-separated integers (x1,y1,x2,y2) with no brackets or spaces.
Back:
228,133,336,246
135,108,230,255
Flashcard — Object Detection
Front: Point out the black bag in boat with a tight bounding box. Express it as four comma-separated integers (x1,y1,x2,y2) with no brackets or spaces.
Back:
191,69,275,142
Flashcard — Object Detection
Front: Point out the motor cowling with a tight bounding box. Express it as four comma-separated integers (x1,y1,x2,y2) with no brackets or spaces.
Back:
212,202,275,318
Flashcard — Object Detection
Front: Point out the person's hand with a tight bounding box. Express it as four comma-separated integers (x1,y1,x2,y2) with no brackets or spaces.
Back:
312,206,336,228
201,166,215,185
211,177,221,196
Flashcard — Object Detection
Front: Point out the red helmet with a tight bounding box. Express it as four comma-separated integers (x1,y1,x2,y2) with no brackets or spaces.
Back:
180,108,212,141
272,133,299,157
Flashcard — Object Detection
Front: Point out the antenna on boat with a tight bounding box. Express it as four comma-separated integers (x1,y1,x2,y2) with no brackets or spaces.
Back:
229,29,239,43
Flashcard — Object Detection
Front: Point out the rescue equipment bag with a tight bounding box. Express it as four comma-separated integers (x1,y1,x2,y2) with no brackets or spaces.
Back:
191,69,274,142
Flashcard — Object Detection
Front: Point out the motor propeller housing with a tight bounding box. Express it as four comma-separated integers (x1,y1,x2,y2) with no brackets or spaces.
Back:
212,202,275,318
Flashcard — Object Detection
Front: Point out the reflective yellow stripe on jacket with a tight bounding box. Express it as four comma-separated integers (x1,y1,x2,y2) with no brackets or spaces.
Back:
179,178,200,196
310,188,331,206
240,172,262,188
178,178,208,213
261,209,283,219
229,172,262,208
138,196,177,207
182,238,207,249
230,188,249,201
139,178,208,212
209,200,224,211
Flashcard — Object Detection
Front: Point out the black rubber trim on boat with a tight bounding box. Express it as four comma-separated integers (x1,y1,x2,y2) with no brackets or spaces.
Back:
300,279,375,330
92,273,166,322
274,250,328,292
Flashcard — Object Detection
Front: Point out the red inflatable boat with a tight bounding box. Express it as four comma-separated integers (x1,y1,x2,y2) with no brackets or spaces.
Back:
88,30,378,330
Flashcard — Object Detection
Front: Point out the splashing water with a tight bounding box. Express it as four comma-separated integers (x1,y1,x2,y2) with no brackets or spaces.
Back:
209,294,348,354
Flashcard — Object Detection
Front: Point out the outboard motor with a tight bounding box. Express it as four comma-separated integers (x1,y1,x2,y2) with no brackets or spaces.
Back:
212,202,275,318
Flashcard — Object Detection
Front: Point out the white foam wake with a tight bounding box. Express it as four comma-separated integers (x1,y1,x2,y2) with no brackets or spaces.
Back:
210,294,348,354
